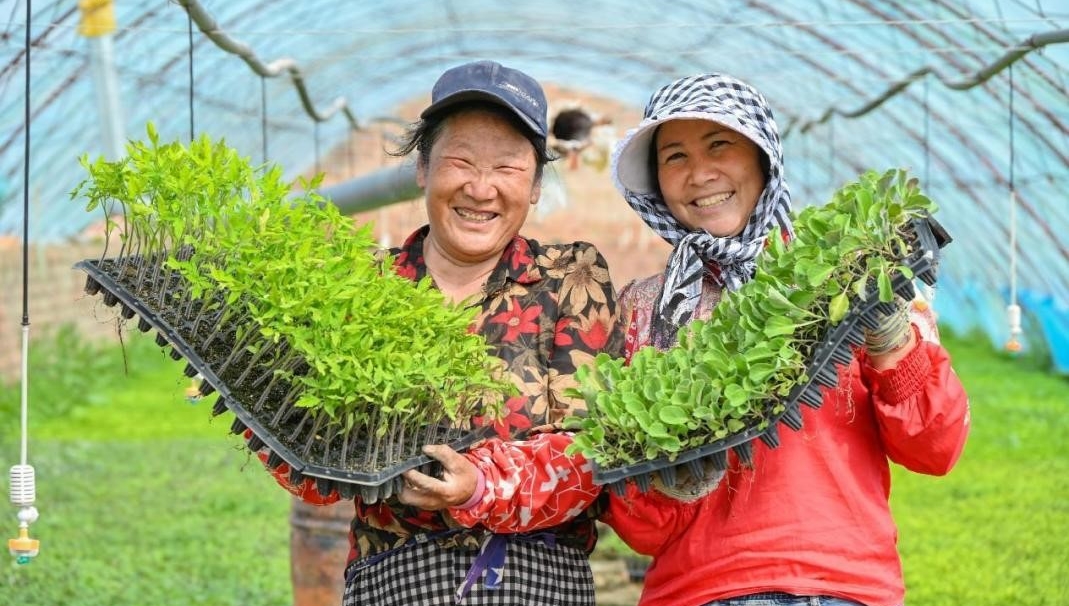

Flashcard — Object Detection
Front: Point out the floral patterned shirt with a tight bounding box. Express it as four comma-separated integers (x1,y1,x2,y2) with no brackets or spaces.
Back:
265,225,624,564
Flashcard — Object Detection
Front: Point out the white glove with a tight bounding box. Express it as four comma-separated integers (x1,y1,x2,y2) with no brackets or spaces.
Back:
863,296,913,355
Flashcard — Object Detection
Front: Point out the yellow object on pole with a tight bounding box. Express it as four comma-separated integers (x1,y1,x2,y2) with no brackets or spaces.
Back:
8,525,39,565
78,0,116,37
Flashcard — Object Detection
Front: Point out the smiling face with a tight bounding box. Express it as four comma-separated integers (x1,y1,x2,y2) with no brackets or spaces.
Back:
417,109,541,266
654,118,766,237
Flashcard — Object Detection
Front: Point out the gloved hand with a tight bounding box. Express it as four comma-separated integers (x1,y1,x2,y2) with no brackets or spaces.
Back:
651,459,725,503
863,295,913,356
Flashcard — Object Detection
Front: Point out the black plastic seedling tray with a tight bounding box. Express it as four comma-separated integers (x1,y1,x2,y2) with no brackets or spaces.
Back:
595,216,952,495
76,258,491,503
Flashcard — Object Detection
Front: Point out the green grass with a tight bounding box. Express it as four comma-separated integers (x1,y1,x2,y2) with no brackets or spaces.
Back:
891,333,1069,605
0,328,1067,605
1,329,292,606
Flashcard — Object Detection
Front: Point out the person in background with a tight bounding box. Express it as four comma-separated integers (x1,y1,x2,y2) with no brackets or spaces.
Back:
600,73,970,606
257,60,623,605
549,104,614,170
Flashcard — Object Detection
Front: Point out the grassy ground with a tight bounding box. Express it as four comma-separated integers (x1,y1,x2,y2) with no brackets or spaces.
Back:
0,327,1066,605
891,333,1069,604
0,329,293,606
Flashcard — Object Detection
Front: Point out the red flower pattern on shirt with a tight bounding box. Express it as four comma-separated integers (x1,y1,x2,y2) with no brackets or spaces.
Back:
489,300,542,342
553,317,574,346
474,395,533,439
260,225,624,563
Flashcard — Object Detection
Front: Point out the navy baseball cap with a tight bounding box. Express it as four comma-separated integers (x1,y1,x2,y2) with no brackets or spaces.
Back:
421,60,548,139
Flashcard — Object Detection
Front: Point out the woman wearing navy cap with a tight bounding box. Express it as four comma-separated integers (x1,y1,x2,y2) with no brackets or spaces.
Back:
258,60,624,606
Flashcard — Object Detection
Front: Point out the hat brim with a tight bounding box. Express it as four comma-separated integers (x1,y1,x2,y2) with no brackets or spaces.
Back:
613,112,767,197
612,119,662,196
420,90,546,139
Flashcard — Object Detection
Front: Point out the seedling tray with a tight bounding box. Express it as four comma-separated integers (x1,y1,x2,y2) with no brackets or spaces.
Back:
76,258,491,503
595,216,952,495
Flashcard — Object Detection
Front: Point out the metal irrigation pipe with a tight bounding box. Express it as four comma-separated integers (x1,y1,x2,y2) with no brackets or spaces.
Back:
173,0,361,129
789,28,1069,134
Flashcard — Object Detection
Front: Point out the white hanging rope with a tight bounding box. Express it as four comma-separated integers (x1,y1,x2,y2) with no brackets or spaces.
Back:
1007,189,1021,350
1006,64,1022,353
18,324,29,468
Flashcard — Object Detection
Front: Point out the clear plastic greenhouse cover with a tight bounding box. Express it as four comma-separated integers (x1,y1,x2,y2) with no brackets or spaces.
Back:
0,0,1066,372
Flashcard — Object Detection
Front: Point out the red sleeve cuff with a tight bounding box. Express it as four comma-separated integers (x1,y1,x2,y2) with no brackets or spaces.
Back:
864,327,933,402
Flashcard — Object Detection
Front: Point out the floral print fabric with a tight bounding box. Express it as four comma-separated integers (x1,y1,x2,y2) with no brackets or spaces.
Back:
267,225,623,564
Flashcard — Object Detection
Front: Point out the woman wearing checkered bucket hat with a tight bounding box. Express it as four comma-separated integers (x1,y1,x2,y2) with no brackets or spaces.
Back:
599,74,970,606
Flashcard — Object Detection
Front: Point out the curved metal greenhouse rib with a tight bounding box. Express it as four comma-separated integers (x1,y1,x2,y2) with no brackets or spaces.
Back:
0,0,1066,372
789,28,1069,132
175,0,361,129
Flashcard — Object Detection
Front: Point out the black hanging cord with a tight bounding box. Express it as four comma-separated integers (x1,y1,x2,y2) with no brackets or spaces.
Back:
828,119,835,188
261,76,268,163
21,0,31,329
923,76,930,188
187,10,195,141
1008,64,1015,191
11,1,40,554
346,127,354,178
314,122,321,176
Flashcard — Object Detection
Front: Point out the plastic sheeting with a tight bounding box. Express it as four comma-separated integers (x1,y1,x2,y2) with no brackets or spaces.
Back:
1,0,1067,371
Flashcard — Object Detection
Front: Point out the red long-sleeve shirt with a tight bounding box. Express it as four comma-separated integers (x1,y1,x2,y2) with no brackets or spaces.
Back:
601,275,970,606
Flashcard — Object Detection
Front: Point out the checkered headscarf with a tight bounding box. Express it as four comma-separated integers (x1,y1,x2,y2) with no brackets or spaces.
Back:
611,73,794,348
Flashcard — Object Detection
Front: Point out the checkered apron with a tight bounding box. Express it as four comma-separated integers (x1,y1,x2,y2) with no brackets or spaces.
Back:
342,533,595,606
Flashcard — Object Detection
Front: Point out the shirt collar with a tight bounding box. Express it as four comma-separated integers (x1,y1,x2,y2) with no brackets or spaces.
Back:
394,226,543,292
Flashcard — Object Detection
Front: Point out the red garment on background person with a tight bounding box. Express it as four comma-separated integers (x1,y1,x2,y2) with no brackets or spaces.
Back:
602,276,970,606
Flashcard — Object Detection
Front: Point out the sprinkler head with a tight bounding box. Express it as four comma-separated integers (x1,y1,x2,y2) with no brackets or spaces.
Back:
8,527,39,564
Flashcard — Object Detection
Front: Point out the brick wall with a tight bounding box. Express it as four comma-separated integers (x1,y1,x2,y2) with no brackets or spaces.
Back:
0,239,123,382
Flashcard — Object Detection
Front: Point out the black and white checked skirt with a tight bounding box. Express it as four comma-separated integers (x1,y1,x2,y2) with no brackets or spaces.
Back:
342,536,595,606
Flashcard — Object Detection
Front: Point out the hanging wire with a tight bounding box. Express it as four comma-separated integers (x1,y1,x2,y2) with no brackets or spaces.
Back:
346,127,354,178
314,121,321,176
260,75,268,164
1009,65,1017,192
788,27,1069,135
187,8,195,141
827,118,835,188
17,1,29,461
18,4,31,459
923,76,931,188
1006,64,1022,353
917,75,937,308
176,0,361,131
9,0,41,566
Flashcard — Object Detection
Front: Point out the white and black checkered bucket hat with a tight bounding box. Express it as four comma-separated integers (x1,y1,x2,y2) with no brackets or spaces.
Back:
609,73,794,347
